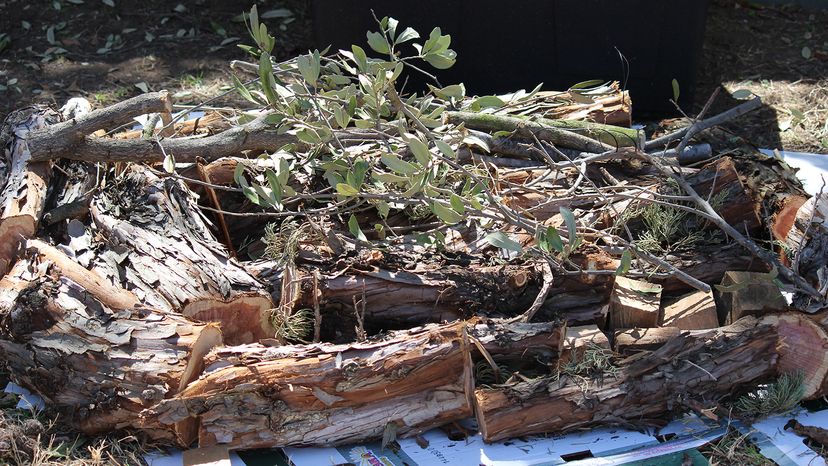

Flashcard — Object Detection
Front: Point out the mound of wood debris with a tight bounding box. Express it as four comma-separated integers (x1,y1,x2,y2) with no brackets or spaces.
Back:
1,58,828,452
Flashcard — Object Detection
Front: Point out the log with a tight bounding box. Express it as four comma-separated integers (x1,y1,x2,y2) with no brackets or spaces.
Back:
684,156,762,233
660,291,719,329
782,194,828,310
773,313,828,400
283,263,540,340
27,91,172,160
82,167,274,344
608,276,662,329
444,112,614,153
558,325,610,365
0,252,223,440
142,322,474,448
0,106,59,276
716,271,787,324
517,116,643,148
613,327,681,354
474,316,780,442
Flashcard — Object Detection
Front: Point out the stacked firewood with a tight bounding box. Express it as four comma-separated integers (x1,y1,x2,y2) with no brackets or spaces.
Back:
0,81,826,453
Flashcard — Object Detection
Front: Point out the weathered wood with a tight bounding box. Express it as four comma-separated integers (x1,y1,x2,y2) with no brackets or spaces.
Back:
716,271,787,324
660,291,720,329
0,106,58,276
143,322,473,448
27,91,173,161
82,167,274,344
773,313,828,400
608,276,662,329
0,252,223,441
282,263,539,340
558,325,610,365
783,194,828,310
474,316,779,442
614,327,681,354
444,112,614,153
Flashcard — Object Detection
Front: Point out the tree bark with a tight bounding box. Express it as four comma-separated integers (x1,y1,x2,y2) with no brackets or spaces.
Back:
474,316,780,442
80,167,274,344
0,106,59,276
0,250,223,441
143,321,474,448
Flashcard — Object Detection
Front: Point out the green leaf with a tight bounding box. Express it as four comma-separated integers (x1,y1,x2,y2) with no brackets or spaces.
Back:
351,45,368,71
163,153,175,173
539,226,563,253
473,95,505,109
367,31,390,54
731,89,752,100
348,214,367,242
423,50,456,70
296,51,320,84
258,51,279,106
569,79,605,90
381,152,418,175
233,161,246,185
333,105,351,129
264,169,284,205
463,134,490,153
432,201,463,224
449,193,465,214
560,206,578,246
671,78,680,102
336,183,359,197
429,83,465,101
232,74,256,103
485,232,523,253
373,172,408,183
376,201,390,218
435,140,456,159
408,138,431,165
395,27,419,45
616,249,631,275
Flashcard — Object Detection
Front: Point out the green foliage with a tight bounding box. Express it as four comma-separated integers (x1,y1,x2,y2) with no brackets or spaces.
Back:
734,371,805,418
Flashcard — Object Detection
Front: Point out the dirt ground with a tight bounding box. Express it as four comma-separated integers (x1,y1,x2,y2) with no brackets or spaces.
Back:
1,0,827,153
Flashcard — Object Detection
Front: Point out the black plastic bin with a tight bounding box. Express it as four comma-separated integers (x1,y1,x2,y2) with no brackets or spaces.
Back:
311,0,709,117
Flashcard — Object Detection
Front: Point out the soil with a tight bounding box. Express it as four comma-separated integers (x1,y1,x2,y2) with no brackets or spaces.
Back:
1,0,826,153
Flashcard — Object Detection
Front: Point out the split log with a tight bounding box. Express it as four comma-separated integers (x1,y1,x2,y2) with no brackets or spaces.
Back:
0,252,223,440
716,271,787,324
0,106,59,276
282,263,540,340
81,167,274,344
773,313,828,400
659,291,719,329
608,276,662,329
782,194,828,310
558,325,610,365
474,316,780,442
142,322,474,448
613,327,681,354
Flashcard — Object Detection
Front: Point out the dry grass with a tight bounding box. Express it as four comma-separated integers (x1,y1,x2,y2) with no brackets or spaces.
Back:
723,79,828,153
702,426,773,466
0,403,159,466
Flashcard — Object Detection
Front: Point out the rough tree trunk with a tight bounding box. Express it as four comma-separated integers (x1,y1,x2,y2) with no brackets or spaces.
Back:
474,316,781,442
143,321,474,448
74,166,274,344
0,246,223,441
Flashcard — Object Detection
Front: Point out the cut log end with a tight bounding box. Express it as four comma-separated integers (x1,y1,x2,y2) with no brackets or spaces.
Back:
182,296,274,345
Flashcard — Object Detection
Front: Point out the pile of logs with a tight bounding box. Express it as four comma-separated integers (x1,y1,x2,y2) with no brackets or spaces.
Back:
1,84,827,453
